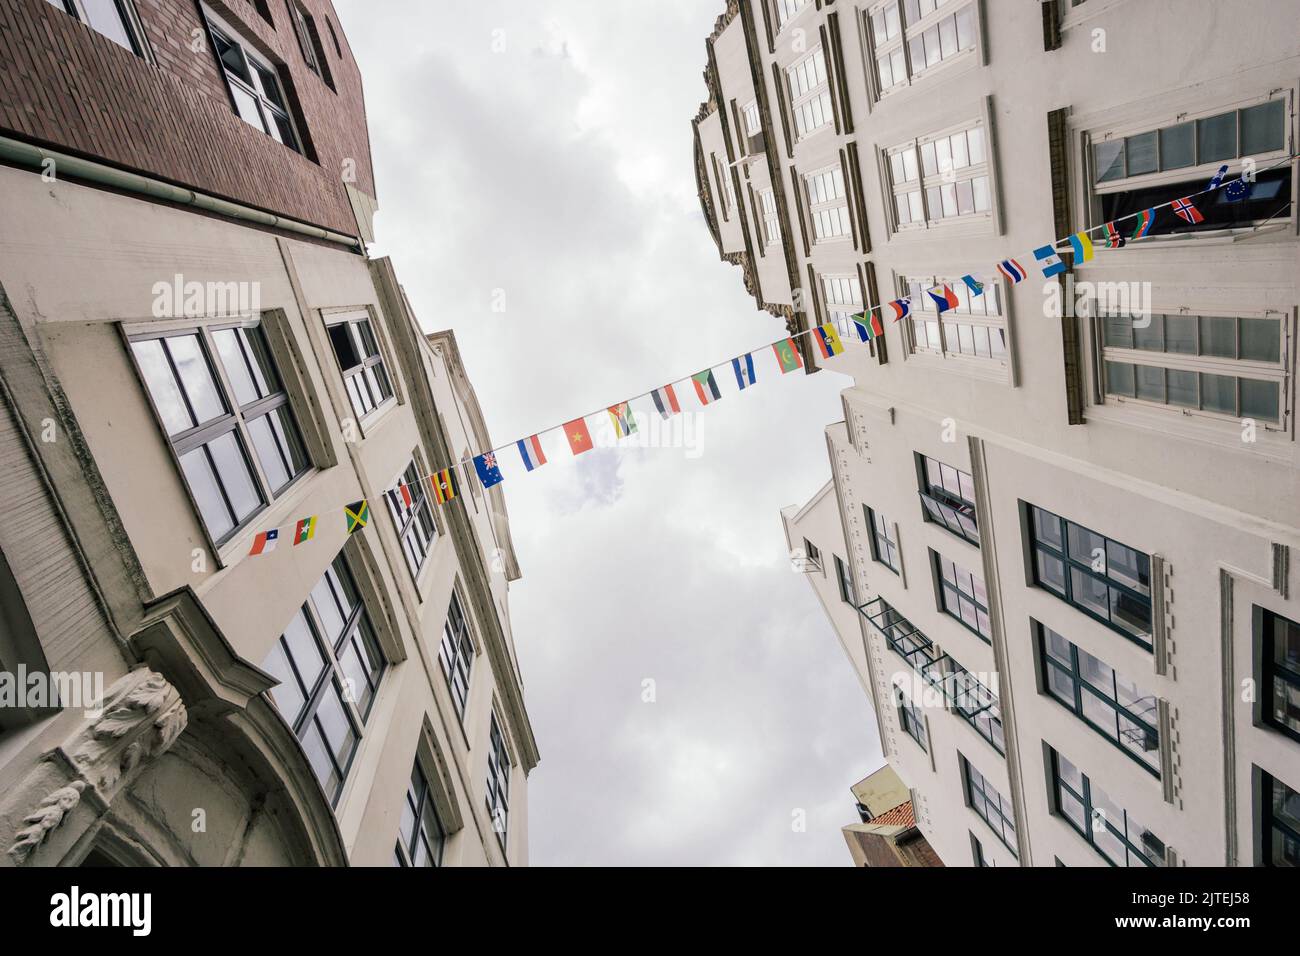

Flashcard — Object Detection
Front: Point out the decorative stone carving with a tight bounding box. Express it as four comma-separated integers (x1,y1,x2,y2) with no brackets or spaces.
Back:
3,667,186,866
7,782,85,865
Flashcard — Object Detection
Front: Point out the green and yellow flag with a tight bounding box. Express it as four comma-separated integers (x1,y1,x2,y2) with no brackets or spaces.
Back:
345,500,369,535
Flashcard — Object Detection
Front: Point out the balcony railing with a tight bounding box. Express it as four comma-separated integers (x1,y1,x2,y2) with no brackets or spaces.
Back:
859,596,1005,756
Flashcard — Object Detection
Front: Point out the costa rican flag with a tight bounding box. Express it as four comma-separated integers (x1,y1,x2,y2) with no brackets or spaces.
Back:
1171,197,1204,224
517,434,547,471
996,259,1027,284
650,384,681,419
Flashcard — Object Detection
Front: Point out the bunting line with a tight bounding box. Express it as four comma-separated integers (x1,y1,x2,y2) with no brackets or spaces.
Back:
236,155,1295,558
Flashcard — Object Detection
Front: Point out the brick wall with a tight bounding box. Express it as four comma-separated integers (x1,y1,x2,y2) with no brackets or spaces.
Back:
0,0,375,237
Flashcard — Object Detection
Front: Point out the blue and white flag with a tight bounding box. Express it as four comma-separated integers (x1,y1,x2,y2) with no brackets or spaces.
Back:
732,353,757,390
1034,244,1066,278
474,452,504,489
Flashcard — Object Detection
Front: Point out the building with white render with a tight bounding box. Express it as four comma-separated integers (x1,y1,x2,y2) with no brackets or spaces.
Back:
703,0,1300,866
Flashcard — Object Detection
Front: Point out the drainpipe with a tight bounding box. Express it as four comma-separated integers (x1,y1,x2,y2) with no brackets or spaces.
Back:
0,134,361,250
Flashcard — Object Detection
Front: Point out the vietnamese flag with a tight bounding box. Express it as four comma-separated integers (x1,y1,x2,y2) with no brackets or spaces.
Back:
564,418,593,456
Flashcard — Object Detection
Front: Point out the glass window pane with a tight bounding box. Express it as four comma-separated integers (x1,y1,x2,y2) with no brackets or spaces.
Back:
1106,540,1150,595
1197,111,1237,163
212,30,251,83
166,335,226,425
1240,379,1279,423
967,126,985,164
1105,361,1135,396
328,322,363,371
1102,315,1133,348
956,179,974,214
1133,316,1163,351
951,131,969,168
955,5,975,49
1071,567,1112,619
1068,523,1107,568
246,413,290,492
315,685,357,766
1164,315,1196,354
230,82,267,132
262,641,307,721
1240,100,1284,155
1240,318,1281,363
81,0,136,52
1125,131,1157,176
1199,316,1236,357
1036,552,1067,595
266,405,308,480
281,610,326,691
1200,372,1236,414
1094,140,1125,182
213,329,259,407
1159,122,1194,170
207,430,261,523
1135,365,1164,401
1033,507,1064,550
178,446,233,539
1167,368,1197,407
972,176,990,212
131,339,193,436
301,723,339,798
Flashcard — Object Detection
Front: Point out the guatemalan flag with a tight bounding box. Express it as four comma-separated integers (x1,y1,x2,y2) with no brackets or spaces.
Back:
651,384,681,419
517,434,547,471
732,353,757,390
1034,244,1066,277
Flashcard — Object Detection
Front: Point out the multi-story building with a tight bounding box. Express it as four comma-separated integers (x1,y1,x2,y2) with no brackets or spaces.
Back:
842,763,942,866
0,0,537,866
716,0,1300,866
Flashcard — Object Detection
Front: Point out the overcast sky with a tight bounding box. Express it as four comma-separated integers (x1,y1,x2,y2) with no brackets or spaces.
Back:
335,0,883,866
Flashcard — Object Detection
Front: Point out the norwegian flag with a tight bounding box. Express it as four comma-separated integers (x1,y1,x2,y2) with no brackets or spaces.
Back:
1171,197,1204,224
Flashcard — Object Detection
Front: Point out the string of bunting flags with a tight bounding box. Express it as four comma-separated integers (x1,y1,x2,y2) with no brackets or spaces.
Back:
240,155,1294,560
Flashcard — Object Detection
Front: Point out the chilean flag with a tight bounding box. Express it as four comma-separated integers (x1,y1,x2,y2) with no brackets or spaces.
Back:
248,528,279,556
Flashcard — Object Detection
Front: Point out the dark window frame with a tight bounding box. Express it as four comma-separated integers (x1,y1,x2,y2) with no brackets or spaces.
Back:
1049,748,1166,867
438,591,475,720
1036,621,1161,776
383,458,437,580
834,554,857,605
894,683,928,752
1259,606,1300,745
325,311,396,422
1260,770,1300,867
486,712,512,849
394,757,446,867
203,7,303,153
915,453,980,546
931,549,991,641
43,0,146,58
1026,503,1153,649
960,753,1017,857
866,505,900,574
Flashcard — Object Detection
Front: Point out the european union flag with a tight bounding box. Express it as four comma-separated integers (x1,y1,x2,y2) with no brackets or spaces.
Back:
474,452,504,489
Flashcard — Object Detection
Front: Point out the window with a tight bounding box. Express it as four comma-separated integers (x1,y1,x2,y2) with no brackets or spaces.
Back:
933,551,990,641
802,537,822,570
823,273,863,337
262,553,387,805
867,0,977,97
288,0,334,89
711,154,735,219
948,659,1004,754
439,592,474,719
805,166,852,243
1090,98,1290,236
786,48,833,141
887,121,991,230
486,712,511,848
904,275,1006,363
131,325,309,545
43,0,143,56
758,188,782,246
742,100,761,137
1099,312,1286,426
1037,622,1160,774
970,832,995,866
894,683,928,751
1027,505,1152,648
834,555,857,606
393,759,445,867
326,311,394,420
866,506,900,574
774,0,810,29
204,8,301,152
916,454,979,546
1261,771,1300,867
384,459,436,579
1050,749,1166,867
961,754,1016,856
1260,608,1300,744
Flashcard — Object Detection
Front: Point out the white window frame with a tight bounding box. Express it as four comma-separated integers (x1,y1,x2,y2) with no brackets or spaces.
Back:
773,0,812,32
900,273,1012,381
885,117,993,235
785,47,833,142
742,100,762,137
865,0,980,102
758,188,782,246
821,272,863,337
804,164,853,245
45,0,151,61
322,307,398,429
1081,90,1294,242
202,4,304,153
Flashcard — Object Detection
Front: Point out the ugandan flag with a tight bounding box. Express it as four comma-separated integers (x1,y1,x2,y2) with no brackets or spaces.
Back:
345,500,369,535
431,468,460,505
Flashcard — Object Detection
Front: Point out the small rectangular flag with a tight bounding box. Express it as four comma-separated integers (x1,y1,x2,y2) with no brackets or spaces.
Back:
1067,231,1094,263
691,370,722,405
996,259,1027,284
961,275,985,297
1103,222,1126,248
345,500,369,535
732,354,757,390
1207,163,1229,190
398,483,413,509
651,384,681,419
853,312,884,342
431,468,459,504
1171,197,1204,224
773,338,803,373
385,488,404,514
1130,208,1155,239
474,452,504,489
1034,244,1066,277
888,299,911,321
928,285,959,314
292,516,316,546
565,417,594,454
517,435,547,471
607,402,637,437
813,323,844,359
249,528,279,556
1224,178,1252,202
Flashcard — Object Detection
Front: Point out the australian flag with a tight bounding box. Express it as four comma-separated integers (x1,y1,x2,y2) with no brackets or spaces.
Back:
474,452,504,489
